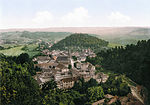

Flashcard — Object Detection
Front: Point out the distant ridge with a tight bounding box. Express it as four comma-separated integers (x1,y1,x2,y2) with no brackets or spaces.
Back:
1,27,150,45
0,27,150,37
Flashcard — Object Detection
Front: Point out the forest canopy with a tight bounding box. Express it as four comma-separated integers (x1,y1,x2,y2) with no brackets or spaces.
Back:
50,33,109,52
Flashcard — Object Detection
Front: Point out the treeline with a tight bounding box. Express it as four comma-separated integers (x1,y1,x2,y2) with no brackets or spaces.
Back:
0,46,5,50
50,33,109,52
0,46,16,50
87,39,150,103
0,53,41,105
0,53,130,105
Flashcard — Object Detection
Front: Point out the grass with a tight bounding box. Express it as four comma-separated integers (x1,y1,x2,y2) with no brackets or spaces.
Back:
0,46,24,56
108,43,124,48
0,44,40,58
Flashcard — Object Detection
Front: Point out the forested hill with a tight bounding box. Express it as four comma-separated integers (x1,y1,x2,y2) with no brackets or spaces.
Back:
50,33,108,52
87,39,150,103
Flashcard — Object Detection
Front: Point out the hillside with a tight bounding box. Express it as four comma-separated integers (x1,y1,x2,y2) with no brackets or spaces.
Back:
87,39,150,104
1,27,150,45
50,33,108,52
0,31,71,45
0,44,40,57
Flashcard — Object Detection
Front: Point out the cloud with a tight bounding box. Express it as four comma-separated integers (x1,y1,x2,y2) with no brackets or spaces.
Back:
60,7,90,26
0,7,91,29
32,11,54,27
108,12,131,24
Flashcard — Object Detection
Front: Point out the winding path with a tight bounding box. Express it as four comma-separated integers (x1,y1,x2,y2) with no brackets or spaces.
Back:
129,85,144,104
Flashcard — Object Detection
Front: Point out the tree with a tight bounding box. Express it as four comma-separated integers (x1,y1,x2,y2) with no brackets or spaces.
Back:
42,80,57,93
119,83,130,96
0,54,41,105
68,64,72,69
17,53,30,64
74,62,77,68
21,45,28,51
86,78,98,88
0,60,41,105
0,46,5,50
88,39,150,103
42,89,78,105
87,86,104,103
102,75,130,96
72,56,77,61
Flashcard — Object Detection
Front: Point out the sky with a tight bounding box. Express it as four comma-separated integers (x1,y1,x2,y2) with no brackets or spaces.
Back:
0,0,150,29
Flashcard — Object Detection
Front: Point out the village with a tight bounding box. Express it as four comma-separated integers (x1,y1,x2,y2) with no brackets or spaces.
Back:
33,48,109,89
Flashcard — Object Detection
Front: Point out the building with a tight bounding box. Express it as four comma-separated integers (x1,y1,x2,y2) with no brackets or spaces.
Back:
36,56,51,64
57,56,70,63
34,62,58,69
59,77,78,89
33,49,108,89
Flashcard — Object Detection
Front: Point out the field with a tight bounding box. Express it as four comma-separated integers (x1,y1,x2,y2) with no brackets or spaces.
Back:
108,43,124,48
0,44,40,57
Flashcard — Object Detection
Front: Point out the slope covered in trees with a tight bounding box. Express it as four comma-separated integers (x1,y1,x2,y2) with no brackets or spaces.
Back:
0,53,41,105
0,53,130,105
87,39,150,103
50,33,109,52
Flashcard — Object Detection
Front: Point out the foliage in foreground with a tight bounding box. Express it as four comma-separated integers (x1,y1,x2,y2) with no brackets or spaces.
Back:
87,39,150,103
0,53,130,105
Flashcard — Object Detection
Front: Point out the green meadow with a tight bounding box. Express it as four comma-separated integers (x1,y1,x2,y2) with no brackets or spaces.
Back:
0,44,40,57
108,43,124,48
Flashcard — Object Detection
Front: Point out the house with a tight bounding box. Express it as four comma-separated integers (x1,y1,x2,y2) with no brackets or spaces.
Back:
51,50,61,56
75,62,96,80
60,77,78,89
88,64,96,78
107,96,118,104
77,56,86,62
104,94,114,99
34,62,58,69
54,72,63,81
101,73,109,83
36,73,52,88
96,72,109,83
54,69,72,82
92,94,116,105
92,99,105,105
33,72,42,80
37,77,43,87
38,77,52,88
89,53,96,58
36,56,51,64
76,62,82,69
95,75,102,83
57,56,70,63
52,55,57,61
42,49,50,55
55,63,69,73
80,62,89,70
70,69,80,77
94,72,109,83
